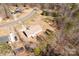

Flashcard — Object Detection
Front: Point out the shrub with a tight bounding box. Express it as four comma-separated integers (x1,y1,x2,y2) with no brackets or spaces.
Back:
34,47,41,56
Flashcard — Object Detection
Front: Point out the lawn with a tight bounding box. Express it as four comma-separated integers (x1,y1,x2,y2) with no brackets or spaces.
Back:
0,42,12,55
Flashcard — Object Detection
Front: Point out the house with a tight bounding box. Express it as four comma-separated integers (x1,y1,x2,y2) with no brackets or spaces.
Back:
20,25,42,38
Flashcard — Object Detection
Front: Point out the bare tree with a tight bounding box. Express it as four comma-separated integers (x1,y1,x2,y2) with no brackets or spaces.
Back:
1,3,13,19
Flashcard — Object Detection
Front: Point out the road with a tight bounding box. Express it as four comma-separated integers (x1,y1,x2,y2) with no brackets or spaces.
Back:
0,9,37,28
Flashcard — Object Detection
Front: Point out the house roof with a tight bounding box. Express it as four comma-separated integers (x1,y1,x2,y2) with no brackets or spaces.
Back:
24,25,42,38
19,25,42,38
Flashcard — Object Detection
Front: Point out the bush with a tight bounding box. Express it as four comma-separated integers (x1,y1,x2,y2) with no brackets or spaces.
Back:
41,10,49,16
34,47,41,56
64,22,74,33
69,3,78,10
52,12,59,17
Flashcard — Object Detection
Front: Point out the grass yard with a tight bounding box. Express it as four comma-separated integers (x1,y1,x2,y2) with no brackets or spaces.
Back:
0,42,12,55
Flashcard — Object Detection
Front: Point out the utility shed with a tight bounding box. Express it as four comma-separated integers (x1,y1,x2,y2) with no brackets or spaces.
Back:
0,36,9,42
20,25,42,38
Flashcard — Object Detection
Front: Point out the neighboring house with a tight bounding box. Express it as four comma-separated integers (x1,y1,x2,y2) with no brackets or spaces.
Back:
20,25,42,38
8,33,18,42
0,33,18,43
